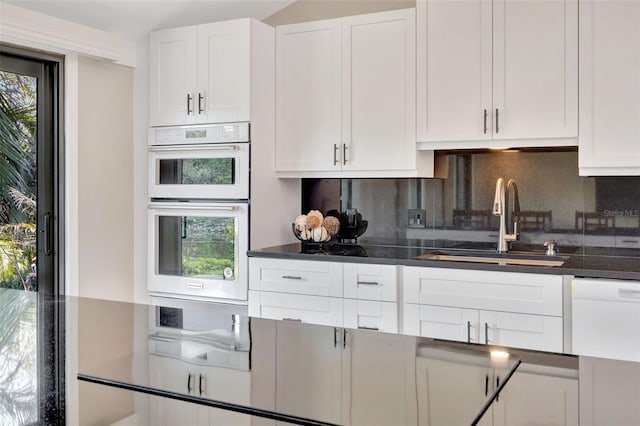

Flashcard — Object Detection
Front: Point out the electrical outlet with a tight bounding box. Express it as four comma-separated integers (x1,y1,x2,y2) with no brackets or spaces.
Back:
408,209,426,229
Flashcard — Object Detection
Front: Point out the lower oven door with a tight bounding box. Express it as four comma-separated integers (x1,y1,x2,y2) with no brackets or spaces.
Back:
148,202,248,302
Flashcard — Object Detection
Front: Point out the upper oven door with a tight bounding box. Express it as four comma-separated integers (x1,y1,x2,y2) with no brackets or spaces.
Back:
148,143,249,200
148,122,250,200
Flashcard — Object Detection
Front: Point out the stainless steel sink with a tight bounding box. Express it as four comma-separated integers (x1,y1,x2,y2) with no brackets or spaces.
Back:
414,250,568,267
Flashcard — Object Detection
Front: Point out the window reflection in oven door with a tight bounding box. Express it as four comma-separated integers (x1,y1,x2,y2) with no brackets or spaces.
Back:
148,202,248,302
148,143,249,200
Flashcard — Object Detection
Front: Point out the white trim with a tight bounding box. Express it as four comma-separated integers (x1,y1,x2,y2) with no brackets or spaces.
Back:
0,3,136,67
64,54,80,297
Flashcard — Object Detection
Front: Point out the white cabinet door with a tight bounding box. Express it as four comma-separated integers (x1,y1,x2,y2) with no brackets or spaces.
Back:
492,0,578,141
403,304,480,344
341,8,416,172
494,370,578,426
148,355,208,426
204,366,251,426
479,310,564,352
415,354,493,426
196,20,251,124
149,27,197,127
342,330,417,426
275,321,343,425
416,0,493,144
579,0,640,175
275,19,342,173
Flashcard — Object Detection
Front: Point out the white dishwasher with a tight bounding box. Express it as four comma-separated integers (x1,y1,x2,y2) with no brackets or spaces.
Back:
572,278,640,362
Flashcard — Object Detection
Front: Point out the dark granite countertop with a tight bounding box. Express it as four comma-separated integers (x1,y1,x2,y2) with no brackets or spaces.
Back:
248,239,640,281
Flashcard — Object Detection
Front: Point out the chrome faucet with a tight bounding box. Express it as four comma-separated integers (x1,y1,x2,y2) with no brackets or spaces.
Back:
492,178,521,253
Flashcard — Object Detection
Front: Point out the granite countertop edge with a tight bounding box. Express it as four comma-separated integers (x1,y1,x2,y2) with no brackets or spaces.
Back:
248,243,640,281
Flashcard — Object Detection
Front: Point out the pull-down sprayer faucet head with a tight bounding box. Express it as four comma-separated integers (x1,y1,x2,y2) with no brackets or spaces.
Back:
493,178,505,216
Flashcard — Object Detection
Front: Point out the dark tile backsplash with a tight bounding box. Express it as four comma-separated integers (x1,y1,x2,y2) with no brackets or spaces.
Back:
301,151,640,253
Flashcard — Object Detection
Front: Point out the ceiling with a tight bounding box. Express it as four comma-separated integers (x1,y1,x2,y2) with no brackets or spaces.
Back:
5,0,296,41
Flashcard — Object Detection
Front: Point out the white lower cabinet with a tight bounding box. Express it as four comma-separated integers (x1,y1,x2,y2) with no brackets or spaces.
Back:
572,278,640,362
402,267,566,352
495,369,578,426
148,355,250,426
274,321,416,426
249,258,399,332
416,350,578,426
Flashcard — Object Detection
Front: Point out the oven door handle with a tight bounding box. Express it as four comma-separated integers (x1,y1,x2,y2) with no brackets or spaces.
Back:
148,203,237,211
148,144,240,152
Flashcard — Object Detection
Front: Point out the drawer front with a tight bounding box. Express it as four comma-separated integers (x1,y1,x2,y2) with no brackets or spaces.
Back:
249,290,343,327
403,266,564,316
343,263,398,301
343,299,398,333
249,258,343,297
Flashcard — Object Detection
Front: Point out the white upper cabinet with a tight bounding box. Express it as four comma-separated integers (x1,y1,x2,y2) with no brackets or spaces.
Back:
275,18,342,172
579,0,640,175
417,0,578,149
417,0,493,144
149,27,197,126
340,10,416,173
150,19,254,127
276,9,437,178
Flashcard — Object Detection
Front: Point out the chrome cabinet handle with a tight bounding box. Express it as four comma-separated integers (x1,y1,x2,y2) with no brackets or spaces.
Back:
198,93,204,114
485,323,489,344
356,281,379,286
187,94,193,115
495,108,500,133
496,376,500,402
282,275,302,280
483,109,488,134
358,326,379,331
333,144,339,166
467,321,472,343
187,373,193,393
343,329,348,348
199,374,205,395
485,374,489,396
343,143,348,165
334,327,339,347
283,317,302,322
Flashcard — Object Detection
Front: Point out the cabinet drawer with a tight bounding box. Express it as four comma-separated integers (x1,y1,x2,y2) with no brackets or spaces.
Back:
343,299,398,333
249,258,343,297
343,263,398,301
249,290,343,327
403,266,564,316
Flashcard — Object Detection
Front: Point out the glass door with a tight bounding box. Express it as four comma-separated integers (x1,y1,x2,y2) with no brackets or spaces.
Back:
0,48,63,424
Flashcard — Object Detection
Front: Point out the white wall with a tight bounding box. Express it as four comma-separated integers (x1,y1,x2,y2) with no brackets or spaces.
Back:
132,38,150,305
77,56,134,302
